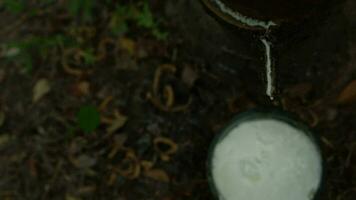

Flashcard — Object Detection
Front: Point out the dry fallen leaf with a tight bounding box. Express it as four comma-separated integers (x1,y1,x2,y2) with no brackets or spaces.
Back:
99,96,113,112
0,134,10,147
33,79,51,103
62,48,86,76
321,136,335,149
163,85,175,108
152,64,176,94
97,38,116,60
108,134,128,159
9,152,26,163
107,171,118,186
141,160,154,171
154,137,178,162
0,111,5,127
116,150,141,179
77,185,96,194
144,169,170,182
0,69,5,83
1,46,20,57
75,81,90,96
148,64,191,112
27,158,38,177
70,154,97,169
181,65,198,88
66,195,81,200
113,134,128,147
119,37,136,56
286,82,313,100
338,80,356,104
106,111,128,134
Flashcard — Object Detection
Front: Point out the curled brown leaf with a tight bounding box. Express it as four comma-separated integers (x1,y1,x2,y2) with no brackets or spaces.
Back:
118,37,136,56
338,80,356,104
62,48,93,77
97,38,117,60
111,148,140,180
147,64,192,112
154,137,178,162
144,169,170,183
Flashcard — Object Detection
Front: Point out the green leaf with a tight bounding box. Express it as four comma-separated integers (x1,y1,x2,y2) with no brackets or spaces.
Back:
67,126,77,138
136,2,155,29
110,4,141,35
77,105,100,134
67,0,95,22
82,48,96,65
20,53,33,73
152,29,168,41
3,0,25,14
110,20,128,35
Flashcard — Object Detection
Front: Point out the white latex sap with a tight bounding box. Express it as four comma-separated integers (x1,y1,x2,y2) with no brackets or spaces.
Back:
212,119,322,200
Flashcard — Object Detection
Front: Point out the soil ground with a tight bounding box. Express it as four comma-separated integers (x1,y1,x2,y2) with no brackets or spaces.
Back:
0,0,355,199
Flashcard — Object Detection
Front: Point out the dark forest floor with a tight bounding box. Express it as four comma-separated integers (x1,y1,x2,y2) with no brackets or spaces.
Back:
0,0,355,199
